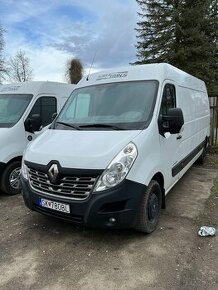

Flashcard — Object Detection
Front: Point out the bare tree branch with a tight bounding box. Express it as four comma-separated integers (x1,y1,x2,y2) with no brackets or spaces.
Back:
7,50,33,82
0,23,5,84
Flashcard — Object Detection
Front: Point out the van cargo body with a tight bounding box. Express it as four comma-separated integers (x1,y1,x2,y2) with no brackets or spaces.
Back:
21,64,210,233
0,81,75,195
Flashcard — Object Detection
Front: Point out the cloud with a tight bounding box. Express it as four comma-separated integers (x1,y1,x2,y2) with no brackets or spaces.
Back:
52,0,138,68
0,0,139,82
4,34,72,82
29,47,71,82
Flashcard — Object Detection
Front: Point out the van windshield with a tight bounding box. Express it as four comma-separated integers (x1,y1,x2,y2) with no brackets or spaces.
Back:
55,81,158,130
0,94,33,128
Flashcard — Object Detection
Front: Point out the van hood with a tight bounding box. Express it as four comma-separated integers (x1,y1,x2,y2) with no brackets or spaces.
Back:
25,129,141,169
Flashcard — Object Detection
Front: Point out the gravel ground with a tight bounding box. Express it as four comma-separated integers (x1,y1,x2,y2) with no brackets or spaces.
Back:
0,159,217,290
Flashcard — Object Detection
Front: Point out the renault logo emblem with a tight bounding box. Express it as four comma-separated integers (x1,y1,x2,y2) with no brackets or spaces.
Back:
48,164,59,183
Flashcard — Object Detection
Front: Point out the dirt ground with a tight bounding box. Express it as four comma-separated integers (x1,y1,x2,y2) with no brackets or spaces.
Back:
0,156,217,290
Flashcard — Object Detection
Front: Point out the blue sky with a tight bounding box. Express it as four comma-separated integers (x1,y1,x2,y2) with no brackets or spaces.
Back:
0,0,138,82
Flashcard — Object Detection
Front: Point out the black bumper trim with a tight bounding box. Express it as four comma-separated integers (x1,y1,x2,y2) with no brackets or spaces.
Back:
21,176,146,229
35,205,83,224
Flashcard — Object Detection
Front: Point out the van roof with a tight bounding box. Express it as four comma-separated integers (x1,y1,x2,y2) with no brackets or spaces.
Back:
0,81,75,98
78,63,206,92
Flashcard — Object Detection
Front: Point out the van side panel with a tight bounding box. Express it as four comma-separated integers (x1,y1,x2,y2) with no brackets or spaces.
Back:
177,86,210,164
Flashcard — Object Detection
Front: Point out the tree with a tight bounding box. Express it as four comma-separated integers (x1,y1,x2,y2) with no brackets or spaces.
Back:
134,0,179,64
207,0,218,95
7,50,33,82
66,58,83,84
134,0,218,95
0,23,5,84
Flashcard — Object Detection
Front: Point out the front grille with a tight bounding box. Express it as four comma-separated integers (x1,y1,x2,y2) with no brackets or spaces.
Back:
28,167,98,200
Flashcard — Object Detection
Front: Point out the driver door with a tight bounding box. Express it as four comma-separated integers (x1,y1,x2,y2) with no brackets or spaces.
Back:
159,82,183,191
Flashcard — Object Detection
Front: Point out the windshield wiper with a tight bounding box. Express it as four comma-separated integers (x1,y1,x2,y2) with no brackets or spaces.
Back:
55,121,81,130
78,123,124,130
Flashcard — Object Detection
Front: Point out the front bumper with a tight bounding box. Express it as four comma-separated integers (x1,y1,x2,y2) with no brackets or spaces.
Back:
21,176,146,229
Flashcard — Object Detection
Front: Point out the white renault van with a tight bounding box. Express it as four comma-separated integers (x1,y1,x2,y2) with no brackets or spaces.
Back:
21,64,210,233
0,81,75,195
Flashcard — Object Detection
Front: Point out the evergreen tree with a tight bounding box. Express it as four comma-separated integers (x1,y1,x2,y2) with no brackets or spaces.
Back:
134,0,218,95
134,0,182,64
207,0,218,95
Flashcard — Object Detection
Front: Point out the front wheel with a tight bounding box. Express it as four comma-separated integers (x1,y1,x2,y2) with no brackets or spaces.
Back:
135,180,162,234
0,161,21,195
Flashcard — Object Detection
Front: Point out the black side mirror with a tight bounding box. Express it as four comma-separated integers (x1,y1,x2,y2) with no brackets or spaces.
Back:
159,108,184,135
25,114,42,133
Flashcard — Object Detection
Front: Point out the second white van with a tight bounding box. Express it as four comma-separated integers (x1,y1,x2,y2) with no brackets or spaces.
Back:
0,81,75,195
21,64,210,233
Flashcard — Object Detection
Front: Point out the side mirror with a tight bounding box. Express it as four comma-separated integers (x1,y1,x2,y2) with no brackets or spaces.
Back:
159,108,184,135
25,114,42,133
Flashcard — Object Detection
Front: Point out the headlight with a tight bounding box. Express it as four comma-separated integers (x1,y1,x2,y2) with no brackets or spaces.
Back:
94,142,138,192
21,159,29,180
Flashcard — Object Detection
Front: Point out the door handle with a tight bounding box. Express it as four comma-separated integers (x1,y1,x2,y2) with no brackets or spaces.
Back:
177,135,182,140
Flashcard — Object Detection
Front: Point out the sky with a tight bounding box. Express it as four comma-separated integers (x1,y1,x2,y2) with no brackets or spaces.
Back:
0,0,139,82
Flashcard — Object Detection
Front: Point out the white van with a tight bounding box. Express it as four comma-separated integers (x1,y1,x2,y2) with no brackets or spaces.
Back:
0,81,75,195
21,64,210,233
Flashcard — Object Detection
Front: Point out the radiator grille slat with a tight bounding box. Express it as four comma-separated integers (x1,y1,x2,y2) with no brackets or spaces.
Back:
28,168,97,200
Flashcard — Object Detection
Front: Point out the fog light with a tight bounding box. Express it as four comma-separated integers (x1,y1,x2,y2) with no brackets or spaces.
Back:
109,217,116,223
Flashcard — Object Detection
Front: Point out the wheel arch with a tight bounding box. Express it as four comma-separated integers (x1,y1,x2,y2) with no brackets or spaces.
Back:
7,156,22,165
0,156,22,179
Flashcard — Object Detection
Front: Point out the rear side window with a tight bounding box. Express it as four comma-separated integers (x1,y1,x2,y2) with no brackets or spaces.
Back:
160,84,176,115
28,96,57,126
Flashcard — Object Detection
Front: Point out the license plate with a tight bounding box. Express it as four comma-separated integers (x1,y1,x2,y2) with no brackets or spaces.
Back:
38,198,70,214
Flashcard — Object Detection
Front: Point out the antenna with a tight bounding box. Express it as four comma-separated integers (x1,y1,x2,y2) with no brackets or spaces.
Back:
86,51,97,81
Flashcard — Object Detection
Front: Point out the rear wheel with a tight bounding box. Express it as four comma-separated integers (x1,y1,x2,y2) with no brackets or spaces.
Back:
196,149,207,165
135,180,162,233
196,140,208,165
0,161,21,195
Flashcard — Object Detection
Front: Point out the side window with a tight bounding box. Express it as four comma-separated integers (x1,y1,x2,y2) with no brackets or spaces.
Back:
160,84,176,115
28,97,57,127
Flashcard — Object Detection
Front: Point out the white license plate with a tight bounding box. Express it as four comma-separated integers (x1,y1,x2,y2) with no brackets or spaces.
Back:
39,198,70,214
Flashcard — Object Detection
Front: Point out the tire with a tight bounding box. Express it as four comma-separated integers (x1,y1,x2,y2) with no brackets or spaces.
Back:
196,143,208,165
135,180,162,234
196,150,206,165
0,161,21,195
